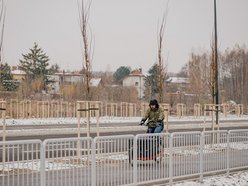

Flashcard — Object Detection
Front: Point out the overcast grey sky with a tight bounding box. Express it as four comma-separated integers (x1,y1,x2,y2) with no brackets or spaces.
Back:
3,0,248,73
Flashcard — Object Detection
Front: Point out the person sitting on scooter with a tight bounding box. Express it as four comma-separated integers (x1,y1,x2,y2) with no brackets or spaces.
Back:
139,99,164,133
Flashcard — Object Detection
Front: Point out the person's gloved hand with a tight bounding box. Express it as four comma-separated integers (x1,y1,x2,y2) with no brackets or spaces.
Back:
139,120,145,125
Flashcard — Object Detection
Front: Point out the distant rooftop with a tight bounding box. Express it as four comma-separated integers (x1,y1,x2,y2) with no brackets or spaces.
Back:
11,69,26,75
129,68,144,76
167,77,189,84
90,78,102,87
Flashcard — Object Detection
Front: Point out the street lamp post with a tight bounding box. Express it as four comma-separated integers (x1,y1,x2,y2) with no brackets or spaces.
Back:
214,0,219,125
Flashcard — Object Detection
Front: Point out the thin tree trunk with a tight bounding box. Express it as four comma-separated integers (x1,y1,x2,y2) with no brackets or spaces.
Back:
157,9,168,103
0,0,5,64
78,0,93,100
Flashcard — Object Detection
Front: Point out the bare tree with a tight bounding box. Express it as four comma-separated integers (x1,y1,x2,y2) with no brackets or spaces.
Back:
187,52,211,103
0,0,5,64
157,8,168,103
220,45,248,106
78,0,94,100
209,38,216,103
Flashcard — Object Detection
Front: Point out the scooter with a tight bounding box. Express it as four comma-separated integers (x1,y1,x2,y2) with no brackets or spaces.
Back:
128,125,164,165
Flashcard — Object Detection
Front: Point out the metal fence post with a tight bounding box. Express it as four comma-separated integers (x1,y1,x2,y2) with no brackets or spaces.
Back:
133,135,138,186
169,133,173,185
227,131,230,176
92,138,96,186
40,141,46,186
200,132,204,182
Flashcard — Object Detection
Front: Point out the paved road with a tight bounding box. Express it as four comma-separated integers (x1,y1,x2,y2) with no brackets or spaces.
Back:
1,120,248,141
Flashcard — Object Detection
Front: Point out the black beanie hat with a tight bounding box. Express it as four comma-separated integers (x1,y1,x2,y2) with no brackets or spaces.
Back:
149,99,158,106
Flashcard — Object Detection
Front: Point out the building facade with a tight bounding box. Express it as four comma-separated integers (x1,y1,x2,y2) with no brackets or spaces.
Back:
122,68,145,99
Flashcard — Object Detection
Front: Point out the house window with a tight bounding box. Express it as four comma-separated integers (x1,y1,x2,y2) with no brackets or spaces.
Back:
135,82,139,86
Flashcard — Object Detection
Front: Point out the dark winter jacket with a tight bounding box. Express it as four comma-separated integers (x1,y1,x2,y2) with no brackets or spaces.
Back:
141,107,165,128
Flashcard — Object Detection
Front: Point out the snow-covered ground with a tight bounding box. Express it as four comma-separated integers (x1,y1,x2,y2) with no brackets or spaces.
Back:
173,171,248,186
2,114,248,126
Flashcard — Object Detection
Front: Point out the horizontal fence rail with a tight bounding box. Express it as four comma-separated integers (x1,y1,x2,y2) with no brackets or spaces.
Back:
1,130,248,185
202,130,229,176
93,135,134,186
0,140,42,186
133,133,170,185
228,130,248,172
170,131,202,183
42,137,93,186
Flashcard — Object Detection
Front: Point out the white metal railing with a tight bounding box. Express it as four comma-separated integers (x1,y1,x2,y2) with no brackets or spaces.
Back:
1,130,248,186
133,133,170,185
228,130,248,172
202,130,229,175
170,131,201,184
42,137,93,186
0,140,42,186
93,135,134,186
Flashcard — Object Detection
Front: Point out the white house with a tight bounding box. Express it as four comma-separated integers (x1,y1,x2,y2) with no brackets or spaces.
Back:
122,68,145,99
11,66,26,81
46,72,83,93
47,73,102,93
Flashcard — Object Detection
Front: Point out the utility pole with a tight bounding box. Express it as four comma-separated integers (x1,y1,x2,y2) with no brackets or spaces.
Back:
214,0,219,125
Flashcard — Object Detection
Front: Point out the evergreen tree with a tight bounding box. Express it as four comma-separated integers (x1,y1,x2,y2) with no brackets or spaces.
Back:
19,42,50,92
144,64,160,99
0,63,18,91
113,66,131,84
